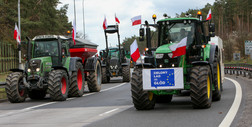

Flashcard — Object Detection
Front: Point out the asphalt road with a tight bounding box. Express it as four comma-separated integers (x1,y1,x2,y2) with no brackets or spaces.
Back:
0,75,250,127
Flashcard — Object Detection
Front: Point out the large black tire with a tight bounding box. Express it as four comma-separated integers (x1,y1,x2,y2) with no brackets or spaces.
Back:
131,68,156,110
69,62,84,97
101,67,109,83
48,70,69,101
28,90,46,100
122,65,130,82
156,94,173,103
190,66,212,109
87,61,102,92
5,72,27,103
212,52,222,101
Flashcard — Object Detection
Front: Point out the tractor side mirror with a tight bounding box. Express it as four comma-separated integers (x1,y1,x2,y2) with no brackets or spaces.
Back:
139,28,145,41
209,23,215,32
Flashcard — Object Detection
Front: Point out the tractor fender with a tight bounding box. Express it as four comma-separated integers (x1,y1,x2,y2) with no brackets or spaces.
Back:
191,61,214,83
52,66,70,77
10,68,25,73
209,45,218,64
84,57,101,72
122,59,130,66
69,57,83,72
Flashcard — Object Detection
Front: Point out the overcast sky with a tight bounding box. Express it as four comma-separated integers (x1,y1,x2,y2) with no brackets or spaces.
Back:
58,0,215,51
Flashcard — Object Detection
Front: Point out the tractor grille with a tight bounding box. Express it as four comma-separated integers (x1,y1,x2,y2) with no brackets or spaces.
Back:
156,54,181,68
29,59,41,72
110,58,119,67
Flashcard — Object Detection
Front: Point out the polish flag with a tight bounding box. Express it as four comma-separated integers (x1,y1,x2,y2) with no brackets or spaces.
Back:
131,15,141,26
72,19,76,45
130,39,140,62
103,17,108,30
14,23,21,44
115,14,120,24
169,37,187,58
206,9,212,20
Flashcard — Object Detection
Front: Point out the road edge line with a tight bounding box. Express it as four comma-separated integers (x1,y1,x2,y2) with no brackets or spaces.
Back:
219,77,242,127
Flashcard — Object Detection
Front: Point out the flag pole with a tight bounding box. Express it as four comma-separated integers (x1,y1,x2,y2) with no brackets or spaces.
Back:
18,0,22,69
82,0,85,39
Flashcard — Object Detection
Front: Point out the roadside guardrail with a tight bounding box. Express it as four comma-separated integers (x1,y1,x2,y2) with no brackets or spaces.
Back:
224,63,252,79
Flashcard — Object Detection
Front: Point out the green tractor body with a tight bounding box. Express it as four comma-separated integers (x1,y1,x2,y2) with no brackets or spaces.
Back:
131,14,224,110
100,25,131,83
5,35,102,103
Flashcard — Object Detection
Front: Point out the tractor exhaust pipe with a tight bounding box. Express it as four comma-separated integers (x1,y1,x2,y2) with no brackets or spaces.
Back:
145,21,151,55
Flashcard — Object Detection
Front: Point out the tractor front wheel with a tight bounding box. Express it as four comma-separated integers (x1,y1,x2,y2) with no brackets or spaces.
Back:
122,65,130,82
131,68,156,110
190,65,212,109
69,62,84,97
5,72,27,103
87,60,102,92
48,70,69,101
212,53,222,101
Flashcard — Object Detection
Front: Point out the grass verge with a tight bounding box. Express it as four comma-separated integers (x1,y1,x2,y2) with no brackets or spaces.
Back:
0,73,8,100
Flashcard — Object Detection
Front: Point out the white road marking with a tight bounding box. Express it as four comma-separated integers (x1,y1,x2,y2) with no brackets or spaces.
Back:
219,77,242,127
0,82,127,118
99,108,119,116
101,83,127,92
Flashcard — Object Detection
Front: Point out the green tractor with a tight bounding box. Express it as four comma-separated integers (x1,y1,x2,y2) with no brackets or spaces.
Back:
100,25,131,83
131,12,224,110
5,35,102,103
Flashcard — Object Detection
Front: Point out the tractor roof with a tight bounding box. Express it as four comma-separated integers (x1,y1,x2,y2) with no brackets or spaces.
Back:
33,35,68,40
158,17,199,22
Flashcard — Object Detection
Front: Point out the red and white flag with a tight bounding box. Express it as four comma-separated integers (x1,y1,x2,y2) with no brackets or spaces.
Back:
14,23,21,44
130,39,140,62
72,19,76,45
131,15,141,26
115,14,120,24
169,37,187,58
206,9,212,20
103,17,108,30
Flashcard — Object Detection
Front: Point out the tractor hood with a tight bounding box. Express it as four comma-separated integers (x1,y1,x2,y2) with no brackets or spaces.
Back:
155,43,176,54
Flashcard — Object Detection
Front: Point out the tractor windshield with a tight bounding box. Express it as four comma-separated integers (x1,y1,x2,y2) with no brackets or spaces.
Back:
159,22,195,46
33,40,58,58
108,49,119,58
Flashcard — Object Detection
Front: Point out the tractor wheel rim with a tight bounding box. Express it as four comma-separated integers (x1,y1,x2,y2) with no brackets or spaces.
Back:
77,69,83,90
217,63,221,91
61,77,67,94
148,92,153,101
207,76,211,99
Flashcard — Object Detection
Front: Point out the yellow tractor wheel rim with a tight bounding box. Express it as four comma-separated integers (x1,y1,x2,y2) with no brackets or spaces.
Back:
148,92,153,101
207,76,211,99
217,63,221,91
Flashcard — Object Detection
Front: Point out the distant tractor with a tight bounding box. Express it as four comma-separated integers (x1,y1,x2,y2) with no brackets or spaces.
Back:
131,12,224,110
5,35,101,103
100,25,131,83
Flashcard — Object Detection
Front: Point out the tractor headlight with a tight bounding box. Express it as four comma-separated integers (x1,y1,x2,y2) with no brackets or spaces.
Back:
36,68,40,72
156,54,164,59
27,68,31,73
114,65,118,69
168,53,173,58
110,66,113,69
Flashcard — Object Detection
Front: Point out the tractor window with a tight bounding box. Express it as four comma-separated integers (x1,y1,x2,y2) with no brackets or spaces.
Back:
33,40,58,58
159,23,195,46
108,49,119,58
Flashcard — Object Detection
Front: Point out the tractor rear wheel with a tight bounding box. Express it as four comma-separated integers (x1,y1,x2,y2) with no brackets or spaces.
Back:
156,94,173,103
87,60,102,92
48,70,69,101
5,72,27,103
190,66,212,109
131,68,156,110
69,62,84,97
122,65,130,82
101,67,109,83
28,90,46,100
212,53,222,101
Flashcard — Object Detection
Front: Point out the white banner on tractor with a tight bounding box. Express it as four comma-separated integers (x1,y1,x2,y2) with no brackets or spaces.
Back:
143,68,184,90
